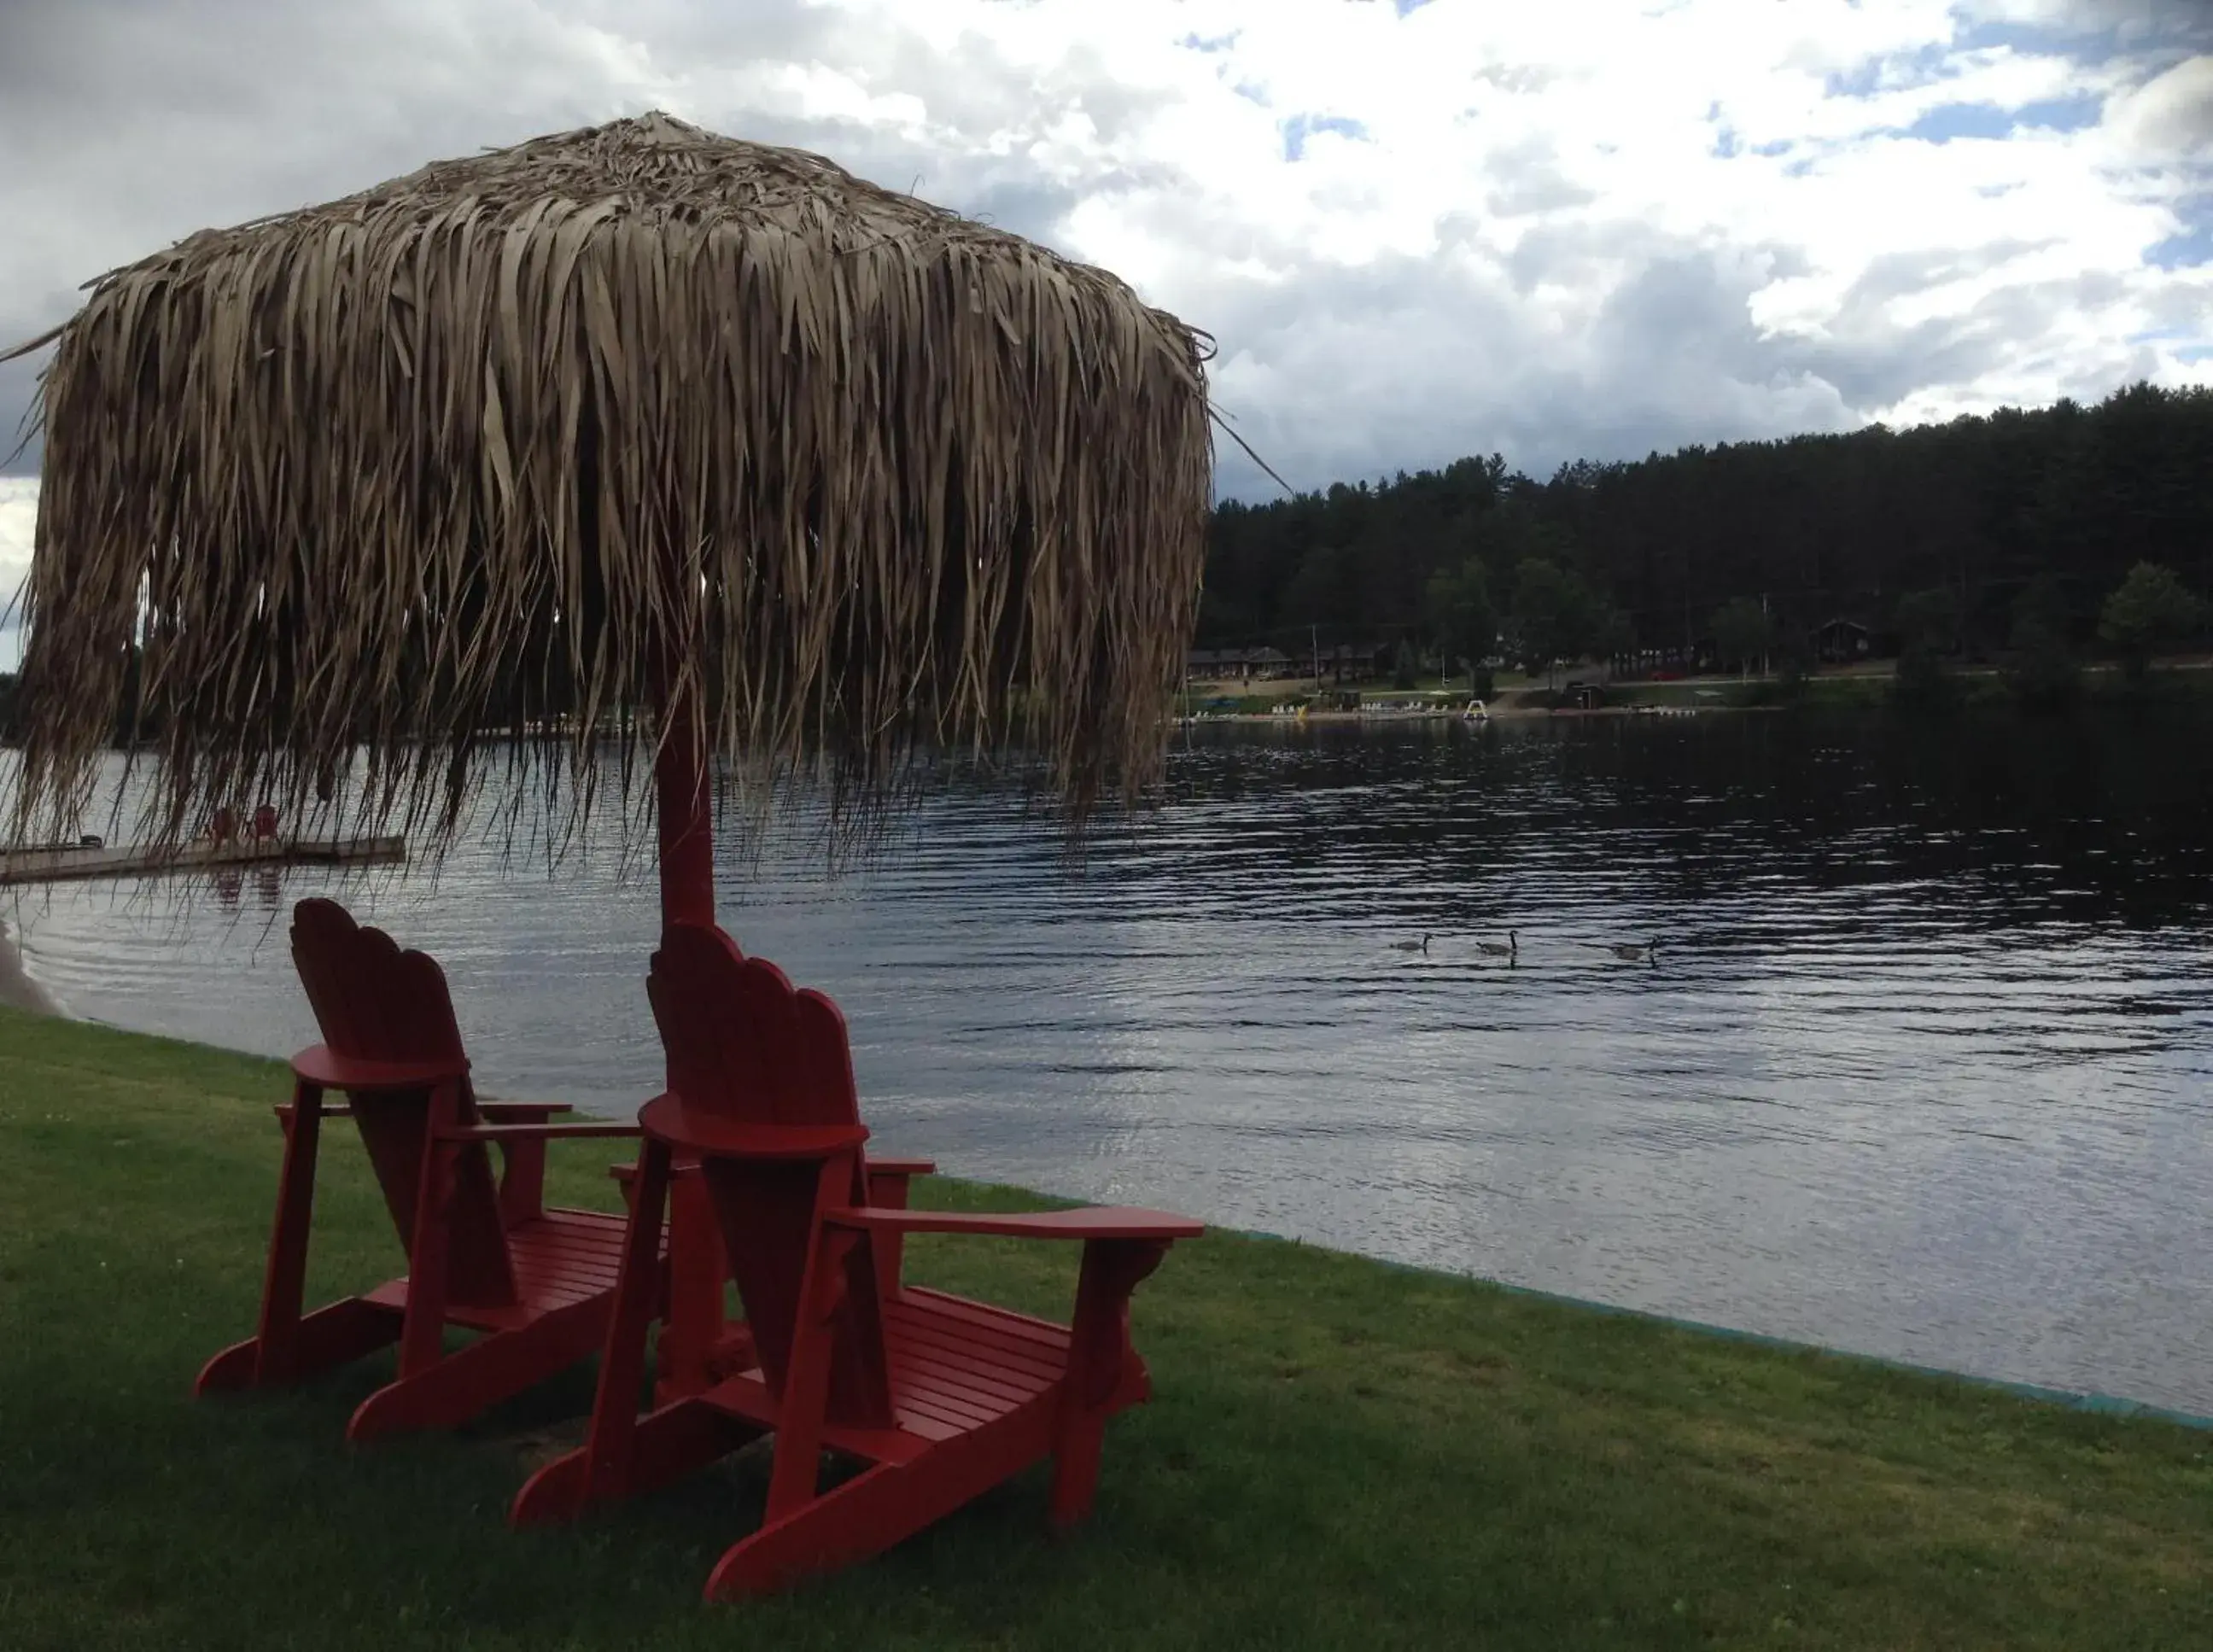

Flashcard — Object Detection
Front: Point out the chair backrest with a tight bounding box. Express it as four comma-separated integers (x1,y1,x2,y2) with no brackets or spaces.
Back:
647,923,861,1130
292,898,469,1067
648,923,890,1422
289,899,514,1307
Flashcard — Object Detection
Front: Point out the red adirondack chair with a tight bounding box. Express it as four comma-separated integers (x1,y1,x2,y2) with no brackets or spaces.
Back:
511,922,1202,1598
196,899,657,1440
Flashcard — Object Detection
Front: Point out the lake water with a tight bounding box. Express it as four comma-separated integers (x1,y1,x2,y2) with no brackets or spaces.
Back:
8,709,2213,1415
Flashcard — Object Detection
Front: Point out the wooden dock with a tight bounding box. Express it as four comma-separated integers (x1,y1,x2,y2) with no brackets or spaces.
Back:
0,835,406,886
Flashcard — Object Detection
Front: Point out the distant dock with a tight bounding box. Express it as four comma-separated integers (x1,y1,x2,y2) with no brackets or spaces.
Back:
0,835,406,886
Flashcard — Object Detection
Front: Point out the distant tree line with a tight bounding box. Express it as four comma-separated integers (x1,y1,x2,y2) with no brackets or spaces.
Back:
0,661,141,747
0,637,582,754
1203,382,2213,680
5,382,2207,754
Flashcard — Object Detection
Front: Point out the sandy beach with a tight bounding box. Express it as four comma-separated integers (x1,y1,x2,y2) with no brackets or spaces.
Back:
0,918,61,1016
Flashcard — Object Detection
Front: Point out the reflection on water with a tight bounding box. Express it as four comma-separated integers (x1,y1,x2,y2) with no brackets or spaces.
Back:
207,865,287,913
7,709,2213,1414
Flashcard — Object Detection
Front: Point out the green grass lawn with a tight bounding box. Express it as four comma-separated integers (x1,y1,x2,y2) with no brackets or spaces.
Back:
2,1007,2208,1649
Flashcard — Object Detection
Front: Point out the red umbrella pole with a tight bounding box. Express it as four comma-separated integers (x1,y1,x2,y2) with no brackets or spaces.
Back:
655,687,715,931
649,681,726,1399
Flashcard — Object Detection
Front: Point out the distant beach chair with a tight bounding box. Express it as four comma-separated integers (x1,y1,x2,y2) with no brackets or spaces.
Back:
250,804,279,842
511,921,1202,1597
195,898,655,1440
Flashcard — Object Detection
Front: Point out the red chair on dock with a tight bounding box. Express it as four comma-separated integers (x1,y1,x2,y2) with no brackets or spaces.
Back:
196,899,657,1440
511,922,1201,1598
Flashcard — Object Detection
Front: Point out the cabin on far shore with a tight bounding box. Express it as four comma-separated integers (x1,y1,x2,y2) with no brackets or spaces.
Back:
1186,642,1393,683
1813,616,1877,663
1186,646,1288,682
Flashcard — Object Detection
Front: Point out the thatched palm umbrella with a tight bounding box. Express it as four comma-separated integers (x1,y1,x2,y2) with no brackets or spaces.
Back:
3,112,1212,929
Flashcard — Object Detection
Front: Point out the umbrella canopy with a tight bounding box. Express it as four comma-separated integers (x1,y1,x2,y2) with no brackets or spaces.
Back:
3,112,1213,870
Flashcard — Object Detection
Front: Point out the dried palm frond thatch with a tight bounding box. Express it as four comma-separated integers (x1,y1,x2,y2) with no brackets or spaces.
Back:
2,112,1212,857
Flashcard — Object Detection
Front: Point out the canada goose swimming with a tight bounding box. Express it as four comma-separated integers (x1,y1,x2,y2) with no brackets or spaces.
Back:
1603,940,1659,963
1475,930,1518,960
1390,932,1432,954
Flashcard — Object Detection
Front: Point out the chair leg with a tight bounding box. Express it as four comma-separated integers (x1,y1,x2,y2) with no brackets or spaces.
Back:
495,1134,549,1226
1048,1413,1109,1528
195,1336,265,1395
511,1397,765,1527
578,1139,674,1507
655,1167,726,1401
1049,1238,1171,1526
196,1298,401,1395
761,1170,868,1525
862,1165,913,1293
705,1404,1043,1601
242,1078,325,1387
346,1295,609,1443
396,1087,463,1381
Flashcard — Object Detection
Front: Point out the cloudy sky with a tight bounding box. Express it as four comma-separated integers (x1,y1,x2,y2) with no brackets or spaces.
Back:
2,0,2210,664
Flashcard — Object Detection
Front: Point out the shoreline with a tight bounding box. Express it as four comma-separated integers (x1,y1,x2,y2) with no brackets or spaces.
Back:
1176,703,1761,727
0,917,61,1016
7,989,2204,1430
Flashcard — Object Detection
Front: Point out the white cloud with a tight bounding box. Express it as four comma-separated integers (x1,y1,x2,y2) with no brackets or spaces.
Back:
0,478,34,672
0,0,2207,513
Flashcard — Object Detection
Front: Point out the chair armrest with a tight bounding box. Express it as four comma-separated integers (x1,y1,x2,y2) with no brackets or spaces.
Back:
823,1205,1202,1243
609,1159,704,1182
476,1100,575,1121
438,1121,643,1142
858,1159,933,1291
865,1155,936,1179
291,1043,469,1090
823,1204,1195,1426
796,1205,1194,1444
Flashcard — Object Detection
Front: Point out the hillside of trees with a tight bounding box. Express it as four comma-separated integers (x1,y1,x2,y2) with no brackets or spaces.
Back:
1203,382,2213,675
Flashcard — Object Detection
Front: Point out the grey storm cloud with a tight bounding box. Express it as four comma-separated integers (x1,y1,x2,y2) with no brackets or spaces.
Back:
0,0,2206,503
